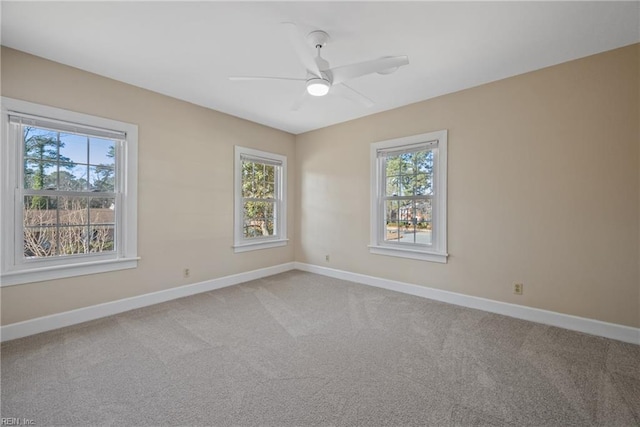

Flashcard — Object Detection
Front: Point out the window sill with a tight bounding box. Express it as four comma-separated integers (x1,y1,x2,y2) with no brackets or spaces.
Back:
233,239,288,253
1,257,140,287
368,245,448,263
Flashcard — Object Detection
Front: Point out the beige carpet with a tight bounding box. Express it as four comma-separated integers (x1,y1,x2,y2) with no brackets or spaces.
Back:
1,270,639,426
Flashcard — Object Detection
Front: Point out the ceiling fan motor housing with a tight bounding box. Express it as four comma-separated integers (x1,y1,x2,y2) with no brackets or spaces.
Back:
306,30,330,48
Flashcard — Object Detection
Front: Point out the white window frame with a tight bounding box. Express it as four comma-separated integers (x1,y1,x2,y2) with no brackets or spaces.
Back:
369,129,448,263
1,97,139,286
233,146,287,253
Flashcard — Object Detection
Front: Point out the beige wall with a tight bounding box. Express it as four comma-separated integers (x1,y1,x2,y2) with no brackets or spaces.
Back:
296,44,640,328
2,44,639,329
0,47,296,325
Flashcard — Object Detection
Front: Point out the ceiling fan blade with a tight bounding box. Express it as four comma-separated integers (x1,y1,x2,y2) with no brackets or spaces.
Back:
334,83,375,108
291,89,309,111
282,22,321,77
229,76,305,82
330,56,409,85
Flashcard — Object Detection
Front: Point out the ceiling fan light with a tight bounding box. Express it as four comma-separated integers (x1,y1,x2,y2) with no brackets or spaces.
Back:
306,78,330,96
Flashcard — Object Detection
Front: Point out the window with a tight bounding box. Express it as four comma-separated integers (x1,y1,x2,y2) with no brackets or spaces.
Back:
1,97,138,286
234,146,287,252
370,130,448,263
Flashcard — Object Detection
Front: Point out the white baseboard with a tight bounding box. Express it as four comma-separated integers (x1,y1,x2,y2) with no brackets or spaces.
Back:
3,261,638,345
1,262,295,342
294,262,640,345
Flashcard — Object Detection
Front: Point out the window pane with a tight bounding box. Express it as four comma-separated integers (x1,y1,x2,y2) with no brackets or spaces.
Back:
398,199,414,242
413,173,430,196
255,163,265,197
58,196,88,227
57,226,89,255
24,160,56,190
89,166,115,192
24,195,57,220
400,175,413,196
242,161,256,197
402,153,415,174
90,197,115,211
89,198,116,252
58,163,89,190
23,195,58,258
56,199,89,254
59,133,88,164
386,176,399,197
243,201,275,238
415,200,432,245
23,127,58,161
417,150,433,173
90,225,115,253
59,170,87,191
242,162,252,197
24,226,57,258
264,165,275,199
384,200,400,242
89,137,115,167
385,156,402,181
263,181,275,199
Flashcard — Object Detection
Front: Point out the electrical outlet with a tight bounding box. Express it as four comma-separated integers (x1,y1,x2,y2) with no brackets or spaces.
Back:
325,254,330,262
183,268,190,278
513,283,523,295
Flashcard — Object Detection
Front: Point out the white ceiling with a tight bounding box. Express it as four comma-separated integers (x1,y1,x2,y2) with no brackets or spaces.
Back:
2,2,639,135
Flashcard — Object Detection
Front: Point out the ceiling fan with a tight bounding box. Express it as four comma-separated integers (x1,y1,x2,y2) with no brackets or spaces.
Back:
229,23,409,110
